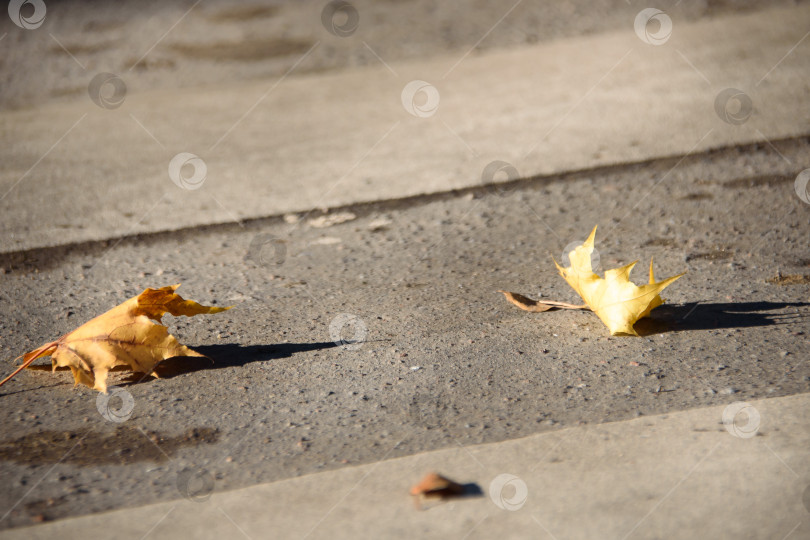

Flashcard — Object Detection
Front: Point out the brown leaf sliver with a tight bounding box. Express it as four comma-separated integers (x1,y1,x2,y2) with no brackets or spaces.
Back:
498,291,588,312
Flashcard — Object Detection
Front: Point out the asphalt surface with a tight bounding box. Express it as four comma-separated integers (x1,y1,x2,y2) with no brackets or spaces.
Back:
2,1,809,536
1,135,808,530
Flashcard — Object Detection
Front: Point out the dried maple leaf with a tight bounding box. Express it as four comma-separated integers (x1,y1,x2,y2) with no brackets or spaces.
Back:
554,226,684,335
1,285,230,393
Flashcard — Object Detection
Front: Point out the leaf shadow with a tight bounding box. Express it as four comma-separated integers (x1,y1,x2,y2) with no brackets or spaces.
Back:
457,482,484,498
415,482,484,510
124,342,340,382
0,380,71,397
635,301,809,336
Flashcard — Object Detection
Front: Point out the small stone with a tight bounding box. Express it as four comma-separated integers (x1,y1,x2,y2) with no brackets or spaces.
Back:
368,217,393,230
308,212,356,228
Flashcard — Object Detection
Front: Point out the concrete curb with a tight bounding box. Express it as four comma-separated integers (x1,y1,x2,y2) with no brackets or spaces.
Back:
3,393,807,539
2,5,809,253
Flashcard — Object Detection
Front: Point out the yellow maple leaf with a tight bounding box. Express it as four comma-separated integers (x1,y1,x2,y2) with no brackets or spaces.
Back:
554,226,684,336
1,285,230,393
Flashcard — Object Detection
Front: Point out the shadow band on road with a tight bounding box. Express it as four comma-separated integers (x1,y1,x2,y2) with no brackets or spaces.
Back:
4,303,803,393
150,342,339,379
636,301,808,336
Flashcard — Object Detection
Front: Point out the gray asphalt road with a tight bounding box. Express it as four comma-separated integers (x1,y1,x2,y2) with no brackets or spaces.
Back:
1,135,808,529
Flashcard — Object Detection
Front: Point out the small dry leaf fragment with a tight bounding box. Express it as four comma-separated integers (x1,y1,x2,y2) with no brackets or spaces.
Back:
498,291,587,312
0,285,230,393
410,472,465,501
